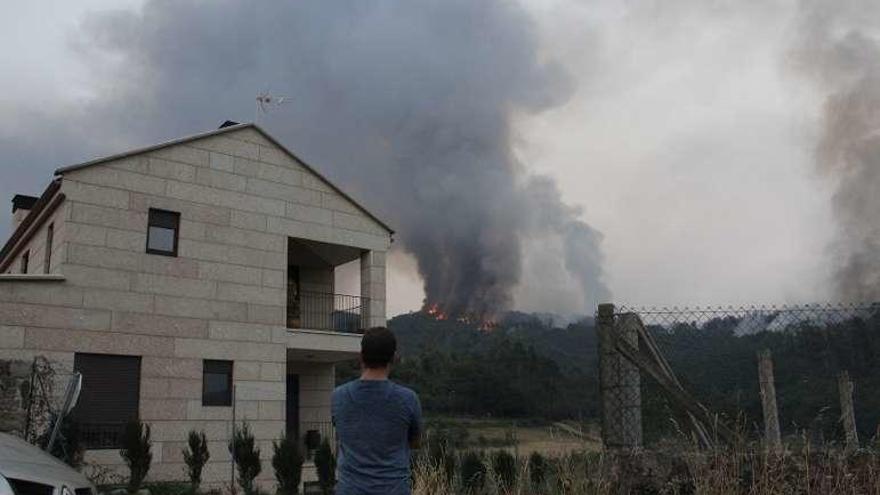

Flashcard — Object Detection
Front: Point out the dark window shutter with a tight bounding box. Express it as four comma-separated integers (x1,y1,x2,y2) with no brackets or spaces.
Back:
72,353,141,448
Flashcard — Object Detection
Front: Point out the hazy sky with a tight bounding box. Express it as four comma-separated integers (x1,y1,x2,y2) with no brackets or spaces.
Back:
0,1,845,315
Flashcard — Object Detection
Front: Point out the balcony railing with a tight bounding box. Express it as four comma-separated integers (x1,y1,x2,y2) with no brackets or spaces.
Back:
77,422,125,449
287,291,366,333
300,421,336,458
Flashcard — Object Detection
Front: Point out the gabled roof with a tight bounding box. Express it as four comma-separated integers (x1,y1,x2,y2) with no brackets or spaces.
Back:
0,179,63,271
55,123,394,234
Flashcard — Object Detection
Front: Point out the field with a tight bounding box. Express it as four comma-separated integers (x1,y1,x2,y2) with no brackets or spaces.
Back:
425,416,601,456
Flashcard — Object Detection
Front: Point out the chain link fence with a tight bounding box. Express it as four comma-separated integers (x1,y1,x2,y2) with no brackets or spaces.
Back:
599,303,880,449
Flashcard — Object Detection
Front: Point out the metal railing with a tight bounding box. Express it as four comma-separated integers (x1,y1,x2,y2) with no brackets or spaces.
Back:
300,421,336,458
287,291,366,333
77,422,125,449
599,302,880,448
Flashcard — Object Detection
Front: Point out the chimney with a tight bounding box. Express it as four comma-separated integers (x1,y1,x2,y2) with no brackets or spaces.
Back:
11,194,38,231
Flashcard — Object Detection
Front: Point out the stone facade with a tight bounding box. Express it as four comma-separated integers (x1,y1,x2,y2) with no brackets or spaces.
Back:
0,124,392,489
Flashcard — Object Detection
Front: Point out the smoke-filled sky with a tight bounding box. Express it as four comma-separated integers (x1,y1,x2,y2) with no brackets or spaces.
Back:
1,0,876,315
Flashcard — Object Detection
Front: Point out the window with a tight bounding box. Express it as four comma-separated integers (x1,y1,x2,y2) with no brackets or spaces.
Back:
44,223,54,273
20,250,29,274
203,360,233,406
72,353,141,449
146,209,180,256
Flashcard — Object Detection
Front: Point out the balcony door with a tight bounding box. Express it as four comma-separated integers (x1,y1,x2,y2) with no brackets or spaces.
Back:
286,374,300,440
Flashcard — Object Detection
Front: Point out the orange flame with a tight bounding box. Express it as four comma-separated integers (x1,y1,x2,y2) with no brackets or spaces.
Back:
424,302,496,330
425,303,448,321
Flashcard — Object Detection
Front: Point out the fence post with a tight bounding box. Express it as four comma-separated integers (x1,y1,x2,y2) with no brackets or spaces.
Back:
597,303,642,449
838,370,859,453
757,349,782,453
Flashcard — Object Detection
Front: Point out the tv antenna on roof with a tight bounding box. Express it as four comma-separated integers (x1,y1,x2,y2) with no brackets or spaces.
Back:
255,91,290,124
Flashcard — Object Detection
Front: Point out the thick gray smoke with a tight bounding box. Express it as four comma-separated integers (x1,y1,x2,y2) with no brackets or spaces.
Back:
4,0,608,318
791,0,880,301
524,177,610,311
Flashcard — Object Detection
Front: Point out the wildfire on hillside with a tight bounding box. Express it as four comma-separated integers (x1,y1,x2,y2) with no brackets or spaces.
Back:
425,303,448,321
423,302,497,331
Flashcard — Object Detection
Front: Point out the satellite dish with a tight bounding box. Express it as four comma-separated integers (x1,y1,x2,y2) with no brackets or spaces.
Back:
63,373,83,415
46,372,83,452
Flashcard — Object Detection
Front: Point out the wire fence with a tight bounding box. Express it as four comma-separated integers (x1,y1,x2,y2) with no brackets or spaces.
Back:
600,303,880,449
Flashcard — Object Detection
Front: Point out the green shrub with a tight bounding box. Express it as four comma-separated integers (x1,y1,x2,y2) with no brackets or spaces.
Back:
529,451,547,487
272,433,304,495
490,450,517,490
228,423,261,495
313,438,336,495
459,450,485,493
120,420,153,494
183,430,210,493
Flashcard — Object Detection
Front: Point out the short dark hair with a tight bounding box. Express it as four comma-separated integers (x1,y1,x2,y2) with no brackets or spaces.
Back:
361,327,397,368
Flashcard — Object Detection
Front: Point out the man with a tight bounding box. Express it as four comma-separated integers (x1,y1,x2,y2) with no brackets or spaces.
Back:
332,327,422,495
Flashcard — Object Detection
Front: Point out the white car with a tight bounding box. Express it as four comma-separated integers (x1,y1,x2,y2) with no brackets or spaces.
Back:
0,433,95,495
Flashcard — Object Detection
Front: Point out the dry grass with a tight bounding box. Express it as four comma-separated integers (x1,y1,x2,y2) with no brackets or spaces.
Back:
412,442,880,495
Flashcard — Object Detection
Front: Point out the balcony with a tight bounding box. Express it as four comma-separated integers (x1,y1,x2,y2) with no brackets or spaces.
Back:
287,291,367,333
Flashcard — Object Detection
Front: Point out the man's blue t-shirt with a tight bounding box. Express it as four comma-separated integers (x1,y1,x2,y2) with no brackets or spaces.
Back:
331,379,422,495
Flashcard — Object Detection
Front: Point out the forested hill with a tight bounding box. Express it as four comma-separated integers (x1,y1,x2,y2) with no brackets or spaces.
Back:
390,311,598,368
334,312,602,419
388,312,601,419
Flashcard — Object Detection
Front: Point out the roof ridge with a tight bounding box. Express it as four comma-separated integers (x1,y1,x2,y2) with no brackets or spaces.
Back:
54,123,394,235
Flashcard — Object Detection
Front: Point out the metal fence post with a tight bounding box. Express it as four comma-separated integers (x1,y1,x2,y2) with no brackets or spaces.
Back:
757,349,782,453
838,370,859,453
597,303,642,449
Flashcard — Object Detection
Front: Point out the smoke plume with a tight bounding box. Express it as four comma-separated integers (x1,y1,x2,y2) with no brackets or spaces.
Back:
524,177,610,311
791,0,880,301
5,1,609,318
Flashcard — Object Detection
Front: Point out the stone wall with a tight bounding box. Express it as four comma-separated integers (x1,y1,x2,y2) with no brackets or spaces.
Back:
0,359,32,434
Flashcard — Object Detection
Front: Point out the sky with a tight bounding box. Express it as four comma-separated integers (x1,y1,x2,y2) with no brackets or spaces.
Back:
0,0,853,316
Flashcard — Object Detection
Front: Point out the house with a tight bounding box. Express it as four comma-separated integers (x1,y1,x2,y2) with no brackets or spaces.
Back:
0,123,392,487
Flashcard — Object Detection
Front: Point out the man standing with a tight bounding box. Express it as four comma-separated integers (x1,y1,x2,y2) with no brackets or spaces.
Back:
332,327,422,495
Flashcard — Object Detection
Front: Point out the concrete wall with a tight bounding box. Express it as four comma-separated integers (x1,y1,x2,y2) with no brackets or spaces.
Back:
300,267,334,294
0,126,390,489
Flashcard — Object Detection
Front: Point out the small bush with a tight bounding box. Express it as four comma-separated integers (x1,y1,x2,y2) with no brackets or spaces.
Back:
120,420,153,494
272,433,304,495
490,450,517,490
529,451,547,487
459,450,485,493
313,438,336,495
229,423,261,495
183,430,210,493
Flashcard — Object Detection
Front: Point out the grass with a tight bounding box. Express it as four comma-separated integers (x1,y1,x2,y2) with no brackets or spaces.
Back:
412,440,880,494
